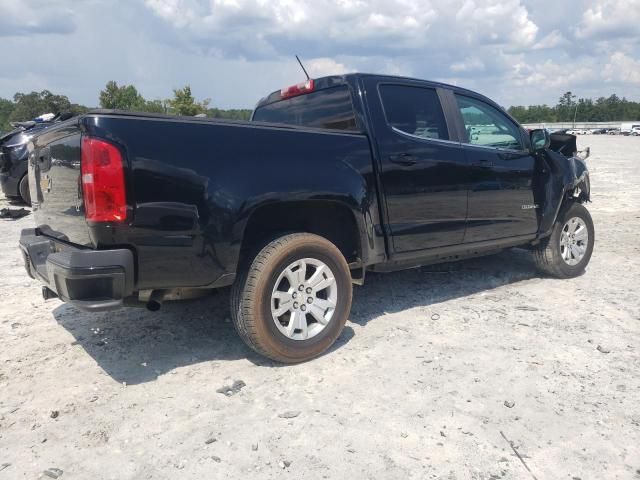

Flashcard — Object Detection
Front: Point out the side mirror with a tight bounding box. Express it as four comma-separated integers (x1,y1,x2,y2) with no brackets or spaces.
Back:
530,129,550,152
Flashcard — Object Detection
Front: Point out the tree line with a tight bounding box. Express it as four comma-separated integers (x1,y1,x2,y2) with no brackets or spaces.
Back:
0,80,252,132
507,91,640,124
2,83,640,133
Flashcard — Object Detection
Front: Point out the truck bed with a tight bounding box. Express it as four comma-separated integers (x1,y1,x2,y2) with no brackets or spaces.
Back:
28,111,381,291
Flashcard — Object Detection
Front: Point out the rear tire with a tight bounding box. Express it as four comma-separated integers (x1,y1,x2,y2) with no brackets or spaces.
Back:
18,174,31,206
231,233,352,363
533,202,594,278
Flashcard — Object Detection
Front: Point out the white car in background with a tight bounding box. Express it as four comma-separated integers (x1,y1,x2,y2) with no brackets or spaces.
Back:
621,123,640,135
631,127,640,136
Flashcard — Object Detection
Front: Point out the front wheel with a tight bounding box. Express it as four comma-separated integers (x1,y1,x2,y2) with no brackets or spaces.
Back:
533,202,594,278
231,233,353,363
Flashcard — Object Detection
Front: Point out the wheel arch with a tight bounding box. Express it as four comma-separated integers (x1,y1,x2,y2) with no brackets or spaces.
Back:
237,200,367,270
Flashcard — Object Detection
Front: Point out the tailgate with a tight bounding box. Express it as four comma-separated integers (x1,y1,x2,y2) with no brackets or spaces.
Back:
29,124,92,246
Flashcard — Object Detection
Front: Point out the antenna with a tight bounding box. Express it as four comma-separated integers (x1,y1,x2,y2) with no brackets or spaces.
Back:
296,55,310,80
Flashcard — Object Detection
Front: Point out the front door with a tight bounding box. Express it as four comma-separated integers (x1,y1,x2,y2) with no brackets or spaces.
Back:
453,94,538,243
366,81,471,253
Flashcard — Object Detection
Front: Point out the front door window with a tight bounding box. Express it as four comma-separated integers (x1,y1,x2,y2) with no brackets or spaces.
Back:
455,95,524,151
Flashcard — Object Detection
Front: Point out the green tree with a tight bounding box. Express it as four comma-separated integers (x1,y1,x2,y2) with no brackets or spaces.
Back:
99,80,172,113
69,103,91,115
168,86,210,116
207,107,252,120
9,90,72,122
508,92,640,124
140,99,166,114
556,91,577,122
0,97,14,132
99,81,145,110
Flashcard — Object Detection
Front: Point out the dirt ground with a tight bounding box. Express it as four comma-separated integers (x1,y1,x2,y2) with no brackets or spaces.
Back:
1,135,639,479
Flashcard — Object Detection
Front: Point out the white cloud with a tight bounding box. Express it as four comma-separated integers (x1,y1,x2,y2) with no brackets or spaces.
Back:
510,59,598,90
0,0,76,36
575,0,640,40
454,0,537,48
450,57,486,74
1,0,640,110
143,0,539,59
305,58,351,77
604,52,640,84
532,30,569,50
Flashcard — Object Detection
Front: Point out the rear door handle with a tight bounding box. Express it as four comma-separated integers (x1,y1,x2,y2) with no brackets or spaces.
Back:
389,153,417,166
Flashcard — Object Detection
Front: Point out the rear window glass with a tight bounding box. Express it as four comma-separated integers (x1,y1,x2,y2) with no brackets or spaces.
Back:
379,85,449,140
252,86,357,131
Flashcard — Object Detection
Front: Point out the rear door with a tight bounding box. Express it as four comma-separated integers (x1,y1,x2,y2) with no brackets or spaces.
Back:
364,79,470,253
452,93,538,242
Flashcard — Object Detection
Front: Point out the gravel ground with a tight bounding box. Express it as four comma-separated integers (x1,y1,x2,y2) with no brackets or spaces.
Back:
1,135,639,479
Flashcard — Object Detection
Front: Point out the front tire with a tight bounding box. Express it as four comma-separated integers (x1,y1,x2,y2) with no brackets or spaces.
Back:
231,233,353,363
533,202,594,278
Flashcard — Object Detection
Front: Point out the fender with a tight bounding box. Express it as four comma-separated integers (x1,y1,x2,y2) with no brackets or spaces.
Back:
536,149,590,238
231,161,385,271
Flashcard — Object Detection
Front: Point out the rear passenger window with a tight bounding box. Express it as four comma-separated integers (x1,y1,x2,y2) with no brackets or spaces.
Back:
379,85,449,140
252,86,357,131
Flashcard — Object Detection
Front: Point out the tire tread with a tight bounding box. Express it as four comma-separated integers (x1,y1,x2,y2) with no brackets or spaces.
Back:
230,233,350,362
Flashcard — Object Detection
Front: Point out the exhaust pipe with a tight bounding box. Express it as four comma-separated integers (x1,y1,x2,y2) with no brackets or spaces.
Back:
42,286,58,301
146,289,166,311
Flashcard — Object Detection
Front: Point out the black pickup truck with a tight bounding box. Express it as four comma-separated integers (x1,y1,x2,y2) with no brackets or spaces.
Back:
19,73,593,363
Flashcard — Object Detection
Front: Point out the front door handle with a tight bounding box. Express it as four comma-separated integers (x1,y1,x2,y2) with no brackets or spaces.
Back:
389,153,417,166
471,159,495,167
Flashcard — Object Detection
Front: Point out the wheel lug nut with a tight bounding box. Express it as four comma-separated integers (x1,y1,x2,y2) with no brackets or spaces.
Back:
292,292,297,299
293,302,299,309
301,305,306,312
298,285,304,291
306,287,312,294
307,297,313,304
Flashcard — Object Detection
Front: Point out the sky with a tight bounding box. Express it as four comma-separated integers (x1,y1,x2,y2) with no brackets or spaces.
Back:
1,0,639,109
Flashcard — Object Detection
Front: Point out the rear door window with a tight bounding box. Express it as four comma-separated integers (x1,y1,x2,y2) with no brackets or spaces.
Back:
379,85,449,140
455,94,524,150
252,86,357,131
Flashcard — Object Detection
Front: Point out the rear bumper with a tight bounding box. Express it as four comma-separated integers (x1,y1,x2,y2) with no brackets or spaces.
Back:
19,228,134,312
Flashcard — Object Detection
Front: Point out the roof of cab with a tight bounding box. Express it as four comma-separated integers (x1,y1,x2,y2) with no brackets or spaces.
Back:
254,72,484,109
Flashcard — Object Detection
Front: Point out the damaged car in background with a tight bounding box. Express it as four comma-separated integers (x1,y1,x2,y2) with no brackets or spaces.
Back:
1,112,74,205
19,73,593,363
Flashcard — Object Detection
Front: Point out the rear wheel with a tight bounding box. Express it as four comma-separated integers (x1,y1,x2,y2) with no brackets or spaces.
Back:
231,233,352,363
533,202,594,278
18,174,31,206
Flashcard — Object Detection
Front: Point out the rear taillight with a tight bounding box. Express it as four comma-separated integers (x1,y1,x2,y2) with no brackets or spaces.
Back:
280,79,315,99
81,136,127,223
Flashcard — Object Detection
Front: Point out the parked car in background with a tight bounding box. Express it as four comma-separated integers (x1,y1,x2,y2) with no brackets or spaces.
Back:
620,123,640,135
19,73,593,363
606,128,620,135
0,113,73,205
566,129,585,135
631,127,640,136
591,128,607,135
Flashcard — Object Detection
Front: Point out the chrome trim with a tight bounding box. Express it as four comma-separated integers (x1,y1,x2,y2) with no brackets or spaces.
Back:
390,126,461,146
460,141,528,155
